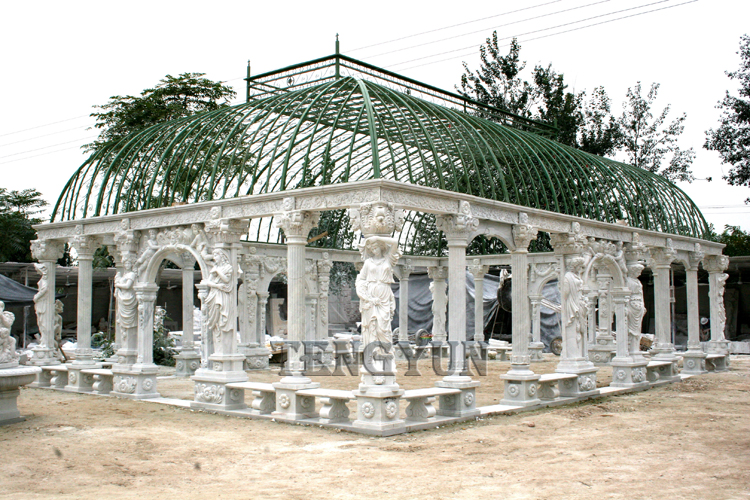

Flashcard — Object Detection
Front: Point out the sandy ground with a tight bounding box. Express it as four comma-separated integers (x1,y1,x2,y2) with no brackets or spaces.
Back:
2,355,749,500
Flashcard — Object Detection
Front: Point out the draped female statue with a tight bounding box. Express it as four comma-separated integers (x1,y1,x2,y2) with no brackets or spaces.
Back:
115,257,138,342
626,263,646,354
562,256,587,358
204,249,234,343
356,237,401,347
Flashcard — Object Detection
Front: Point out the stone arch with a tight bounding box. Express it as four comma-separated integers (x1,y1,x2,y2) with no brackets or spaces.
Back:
141,245,208,285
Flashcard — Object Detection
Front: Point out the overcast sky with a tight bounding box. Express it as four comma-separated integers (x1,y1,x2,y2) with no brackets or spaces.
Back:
2,0,748,232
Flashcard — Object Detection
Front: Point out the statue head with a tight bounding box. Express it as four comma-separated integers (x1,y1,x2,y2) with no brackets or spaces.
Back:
212,249,229,265
148,229,158,240
54,299,64,313
567,256,585,274
627,263,644,279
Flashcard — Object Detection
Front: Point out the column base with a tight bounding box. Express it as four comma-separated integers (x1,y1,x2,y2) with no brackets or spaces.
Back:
352,388,405,432
434,377,480,417
588,346,616,365
111,365,160,400
244,347,271,371
609,358,650,389
272,377,320,420
27,347,60,367
529,342,545,362
707,340,731,355
555,360,599,397
114,348,138,367
499,368,541,407
191,368,248,411
681,350,707,375
174,351,201,377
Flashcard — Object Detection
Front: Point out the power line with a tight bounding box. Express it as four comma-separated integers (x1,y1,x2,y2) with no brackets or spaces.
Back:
394,0,697,71
366,0,613,59
0,125,92,148
0,145,87,166
349,0,562,52
0,136,95,160
0,115,90,138
388,0,677,69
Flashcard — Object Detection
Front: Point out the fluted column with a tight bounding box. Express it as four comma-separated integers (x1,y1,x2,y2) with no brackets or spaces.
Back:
427,266,448,343
468,259,489,343
29,239,65,367
71,234,99,366
174,253,200,377
648,245,677,360
683,246,707,374
317,253,332,342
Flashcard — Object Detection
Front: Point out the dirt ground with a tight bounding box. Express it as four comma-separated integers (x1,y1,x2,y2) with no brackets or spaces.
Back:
2,355,749,500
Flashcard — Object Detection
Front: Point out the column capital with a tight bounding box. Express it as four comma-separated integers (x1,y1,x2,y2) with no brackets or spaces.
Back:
550,222,587,255
30,239,65,262
427,265,448,281
276,210,319,240
436,201,479,242
512,224,538,252
647,243,677,269
317,252,333,275
397,259,415,280
624,232,648,264
204,207,249,245
703,254,729,274
134,282,159,301
70,233,100,260
468,258,489,279
348,201,404,236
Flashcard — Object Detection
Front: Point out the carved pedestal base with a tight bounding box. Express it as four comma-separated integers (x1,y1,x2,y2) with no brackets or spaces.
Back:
31,368,53,388
609,358,649,389
27,347,59,367
529,342,545,362
589,346,616,366
174,351,201,377
244,347,271,371
352,391,405,432
64,363,99,393
499,370,541,407
114,348,138,367
191,364,248,411
271,377,320,420
111,366,160,400
434,377,480,418
0,366,41,425
555,361,599,397
707,340,731,355
681,351,707,375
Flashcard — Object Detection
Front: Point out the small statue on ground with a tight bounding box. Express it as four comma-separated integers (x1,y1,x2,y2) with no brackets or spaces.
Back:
53,299,64,358
0,301,18,364
33,263,49,341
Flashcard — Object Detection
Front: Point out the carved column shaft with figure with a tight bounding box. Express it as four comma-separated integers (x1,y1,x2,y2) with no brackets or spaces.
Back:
29,239,64,366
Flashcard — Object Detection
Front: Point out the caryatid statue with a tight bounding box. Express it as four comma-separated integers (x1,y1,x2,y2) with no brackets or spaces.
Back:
204,248,234,346
626,263,646,355
33,263,49,340
114,256,138,344
562,256,587,359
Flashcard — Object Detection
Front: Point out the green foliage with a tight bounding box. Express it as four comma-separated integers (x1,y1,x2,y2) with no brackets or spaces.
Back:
153,317,176,367
93,246,115,269
329,261,357,295
705,34,750,198
618,82,695,183
84,72,236,153
91,331,115,359
717,225,750,256
0,188,47,262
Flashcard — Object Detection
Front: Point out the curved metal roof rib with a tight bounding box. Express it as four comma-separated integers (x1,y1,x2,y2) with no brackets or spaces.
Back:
54,68,709,246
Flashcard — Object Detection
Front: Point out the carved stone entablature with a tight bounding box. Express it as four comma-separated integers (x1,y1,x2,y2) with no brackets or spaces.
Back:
586,238,626,277
262,257,287,278
204,207,249,245
427,265,448,281
276,209,320,239
624,232,647,265
529,262,556,284
30,239,65,263
468,258,489,279
550,222,587,255
396,259,415,281
512,224,538,252
703,254,729,274
647,242,677,269
349,201,404,237
436,201,479,242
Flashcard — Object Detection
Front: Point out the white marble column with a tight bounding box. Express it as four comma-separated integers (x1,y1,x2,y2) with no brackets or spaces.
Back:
468,259,489,343
705,254,730,357
427,266,448,343
499,217,541,407
257,291,269,345
589,271,616,366
317,254,332,342
29,239,65,368
175,255,200,377
112,222,140,367
397,260,414,342
648,245,677,360
196,283,210,368
271,202,320,420
682,246,707,374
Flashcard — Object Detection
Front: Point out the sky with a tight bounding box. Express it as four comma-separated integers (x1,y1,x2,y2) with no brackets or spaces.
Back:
1,0,749,232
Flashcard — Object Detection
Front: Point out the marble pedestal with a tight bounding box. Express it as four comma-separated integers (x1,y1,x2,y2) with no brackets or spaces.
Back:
649,350,682,383
609,358,649,389
352,371,405,431
529,342,545,362
0,364,41,425
244,347,271,371
555,360,599,397
272,376,320,420
111,364,160,400
191,354,248,411
64,362,100,393
499,369,541,407
26,346,59,367
589,335,616,365
681,351,707,375
435,376,480,418
174,350,201,377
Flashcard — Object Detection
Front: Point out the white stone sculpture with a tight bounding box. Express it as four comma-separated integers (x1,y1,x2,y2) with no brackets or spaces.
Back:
154,306,166,333
714,272,728,335
115,257,138,343
562,256,587,359
135,229,160,275
204,248,234,344
356,237,401,349
626,263,646,354
53,299,63,357
33,263,49,341
0,301,18,365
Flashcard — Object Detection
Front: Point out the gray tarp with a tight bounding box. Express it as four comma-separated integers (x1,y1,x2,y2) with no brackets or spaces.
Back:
0,273,40,307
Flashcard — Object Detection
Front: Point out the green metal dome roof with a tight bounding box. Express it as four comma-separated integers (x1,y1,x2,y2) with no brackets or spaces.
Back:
53,56,709,243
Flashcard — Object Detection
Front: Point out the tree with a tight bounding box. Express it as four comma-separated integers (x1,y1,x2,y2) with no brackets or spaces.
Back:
84,72,236,153
705,34,750,198
717,225,750,256
0,188,47,262
618,82,695,183
578,86,622,157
